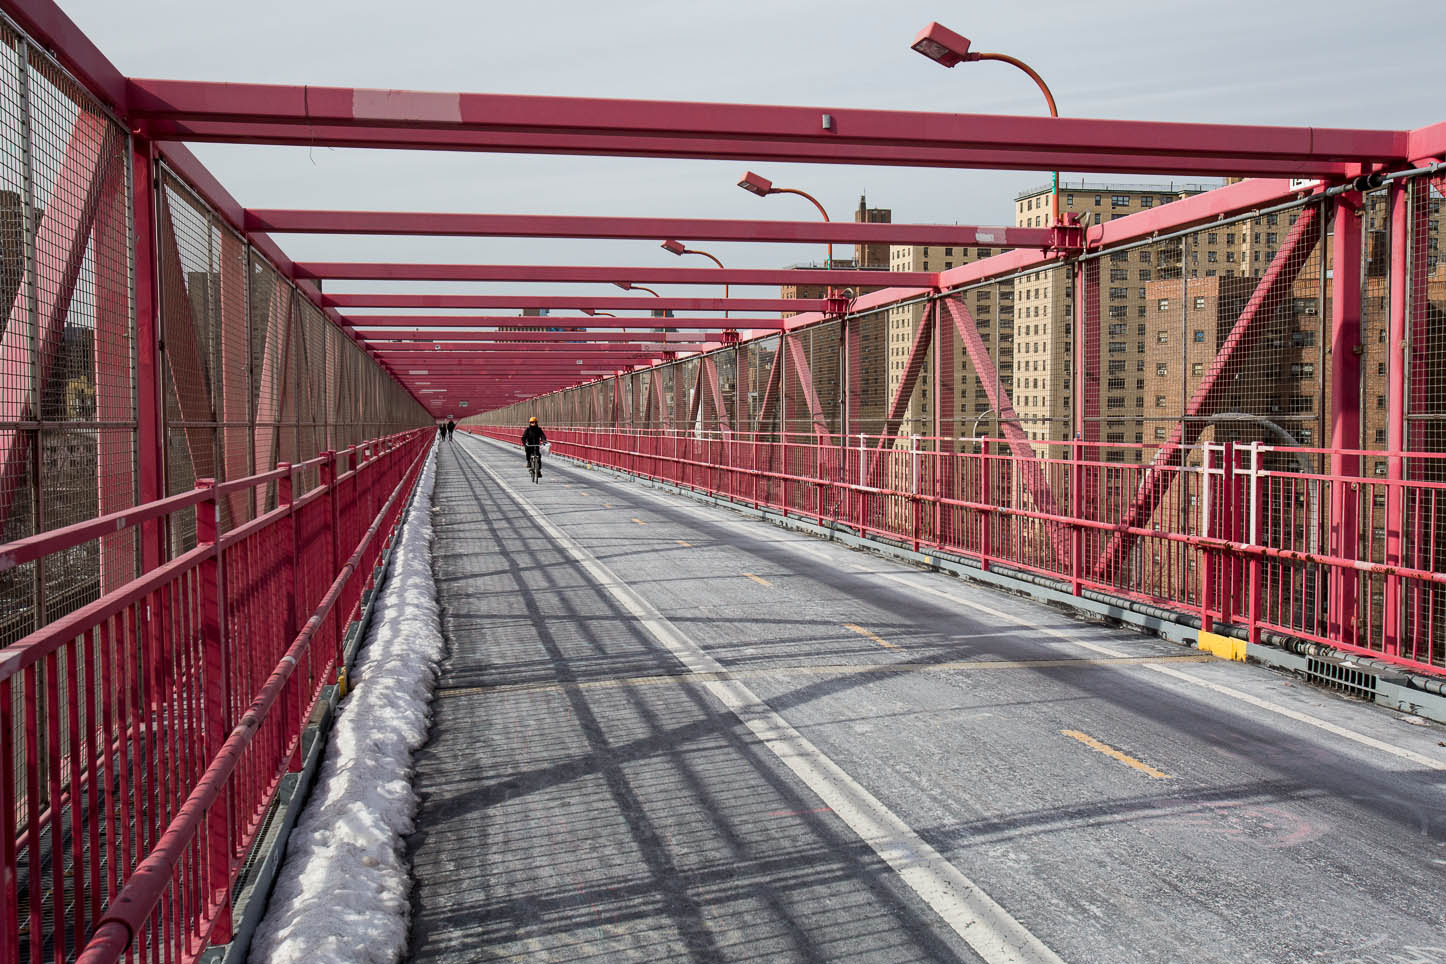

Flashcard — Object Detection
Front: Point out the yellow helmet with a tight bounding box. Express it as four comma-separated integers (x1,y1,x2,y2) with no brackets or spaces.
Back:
529,416,538,423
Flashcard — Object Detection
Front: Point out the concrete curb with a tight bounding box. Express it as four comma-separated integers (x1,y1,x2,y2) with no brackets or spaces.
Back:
198,444,436,964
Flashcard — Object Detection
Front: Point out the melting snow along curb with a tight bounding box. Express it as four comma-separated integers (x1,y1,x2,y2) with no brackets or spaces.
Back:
249,444,444,964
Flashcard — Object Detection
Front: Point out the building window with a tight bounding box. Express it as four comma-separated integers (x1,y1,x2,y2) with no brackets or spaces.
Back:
1139,270,1152,281
1157,299,1170,311
1156,364,1168,376
1109,287,1128,299
1155,426,1168,440
944,247,953,255
1191,363,1204,376
1207,251,1218,263
1155,395,1167,408
1193,330,1206,342
1112,195,1131,207
1156,331,1169,344
1207,233,1218,244
1107,397,1125,409
1193,296,1206,309
1291,362,1316,377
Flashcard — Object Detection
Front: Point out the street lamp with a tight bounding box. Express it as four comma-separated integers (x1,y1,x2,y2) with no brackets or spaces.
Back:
662,239,729,317
613,281,661,297
736,171,833,269
911,22,1061,225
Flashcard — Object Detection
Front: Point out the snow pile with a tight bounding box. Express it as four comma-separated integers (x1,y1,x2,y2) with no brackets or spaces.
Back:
249,444,444,964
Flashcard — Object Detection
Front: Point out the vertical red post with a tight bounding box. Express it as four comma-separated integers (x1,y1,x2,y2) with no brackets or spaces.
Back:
1245,442,1263,643
1200,444,1215,633
133,138,165,570
980,439,992,571
1329,196,1364,646
1221,441,1237,627
1070,440,1084,595
319,451,342,688
194,477,233,942
1382,182,1412,657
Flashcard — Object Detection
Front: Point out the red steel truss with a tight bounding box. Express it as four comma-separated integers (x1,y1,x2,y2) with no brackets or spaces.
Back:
1,0,1445,962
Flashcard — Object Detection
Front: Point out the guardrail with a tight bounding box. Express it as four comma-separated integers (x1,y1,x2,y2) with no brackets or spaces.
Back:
1,429,432,964
470,426,1446,678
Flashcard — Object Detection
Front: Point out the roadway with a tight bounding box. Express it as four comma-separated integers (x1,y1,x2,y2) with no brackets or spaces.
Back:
404,433,1446,964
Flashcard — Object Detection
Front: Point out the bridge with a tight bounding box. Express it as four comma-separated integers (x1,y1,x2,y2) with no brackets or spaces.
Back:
1,2,1444,962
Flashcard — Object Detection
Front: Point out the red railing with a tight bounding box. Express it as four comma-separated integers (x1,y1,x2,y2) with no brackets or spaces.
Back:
472,426,1446,678
0,429,432,964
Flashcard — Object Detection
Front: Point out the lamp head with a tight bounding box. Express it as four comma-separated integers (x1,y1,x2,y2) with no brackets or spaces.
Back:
661,239,687,256
911,22,974,67
613,281,632,291
737,171,773,196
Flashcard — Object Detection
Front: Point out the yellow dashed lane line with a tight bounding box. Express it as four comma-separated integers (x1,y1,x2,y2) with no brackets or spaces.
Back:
1061,729,1172,779
843,622,897,649
744,573,772,587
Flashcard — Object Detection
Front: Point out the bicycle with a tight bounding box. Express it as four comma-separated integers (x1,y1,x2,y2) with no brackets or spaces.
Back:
528,449,542,483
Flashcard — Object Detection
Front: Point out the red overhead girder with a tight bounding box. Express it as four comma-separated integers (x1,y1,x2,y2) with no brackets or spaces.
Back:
345,315,785,330
296,262,936,289
249,208,1057,249
127,78,1404,176
325,293,825,313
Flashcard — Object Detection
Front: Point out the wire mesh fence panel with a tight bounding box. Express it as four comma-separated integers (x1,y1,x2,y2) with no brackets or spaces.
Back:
1,32,136,648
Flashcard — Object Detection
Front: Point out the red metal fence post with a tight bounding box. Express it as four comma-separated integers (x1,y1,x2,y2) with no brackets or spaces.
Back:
319,451,342,689
1221,441,1237,627
133,137,166,571
1328,195,1364,646
194,477,233,943
980,439,992,571
1382,181,1411,657
1070,440,1084,595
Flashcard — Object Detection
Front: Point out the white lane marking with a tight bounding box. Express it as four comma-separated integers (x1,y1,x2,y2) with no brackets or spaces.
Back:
871,571,1446,772
460,441,1066,964
467,434,1446,774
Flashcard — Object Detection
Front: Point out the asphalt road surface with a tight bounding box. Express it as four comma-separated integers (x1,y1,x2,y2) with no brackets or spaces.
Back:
404,434,1446,964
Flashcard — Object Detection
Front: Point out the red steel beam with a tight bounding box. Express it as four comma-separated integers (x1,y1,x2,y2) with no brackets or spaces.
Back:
345,315,785,330
127,79,1403,173
354,330,725,343
325,293,823,313
248,209,1056,249
135,118,1353,179
295,261,935,288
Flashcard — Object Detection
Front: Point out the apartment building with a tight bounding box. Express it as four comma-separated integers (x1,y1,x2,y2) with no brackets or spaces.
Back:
1014,181,1217,447
779,196,893,317
884,243,1014,441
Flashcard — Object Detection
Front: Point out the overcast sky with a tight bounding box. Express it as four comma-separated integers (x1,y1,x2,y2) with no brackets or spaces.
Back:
60,0,1446,303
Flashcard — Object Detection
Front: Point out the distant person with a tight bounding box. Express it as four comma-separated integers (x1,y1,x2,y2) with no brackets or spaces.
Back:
521,416,547,476
446,418,456,440
438,421,446,442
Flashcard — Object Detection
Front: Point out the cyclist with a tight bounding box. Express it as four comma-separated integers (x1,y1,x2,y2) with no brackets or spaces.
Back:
521,416,548,477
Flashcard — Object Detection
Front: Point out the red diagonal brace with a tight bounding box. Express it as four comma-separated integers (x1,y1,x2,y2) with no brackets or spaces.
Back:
0,109,122,532
753,342,784,435
1092,204,1323,581
157,187,218,488
783,333,831,440
864,300,936,483
940,297,1071,566
702,355,732,439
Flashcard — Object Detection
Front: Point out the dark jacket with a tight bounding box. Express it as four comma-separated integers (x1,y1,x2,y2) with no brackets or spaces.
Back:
522,424,547,447
446,420,456,436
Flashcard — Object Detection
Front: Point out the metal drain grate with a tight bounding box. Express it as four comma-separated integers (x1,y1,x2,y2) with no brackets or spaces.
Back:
1306,657,1378,701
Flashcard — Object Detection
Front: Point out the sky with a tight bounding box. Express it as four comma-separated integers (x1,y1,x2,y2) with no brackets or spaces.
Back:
57,0,1446,303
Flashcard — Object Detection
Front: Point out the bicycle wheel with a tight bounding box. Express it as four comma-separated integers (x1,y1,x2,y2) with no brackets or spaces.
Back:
529,454,540,483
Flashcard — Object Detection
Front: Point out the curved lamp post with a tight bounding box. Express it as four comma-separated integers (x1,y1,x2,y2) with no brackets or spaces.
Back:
737,171,834,269
911,22,1061,225
662,239,728,317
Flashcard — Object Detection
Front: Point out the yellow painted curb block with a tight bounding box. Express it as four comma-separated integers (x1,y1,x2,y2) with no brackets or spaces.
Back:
1197,630,1246,662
